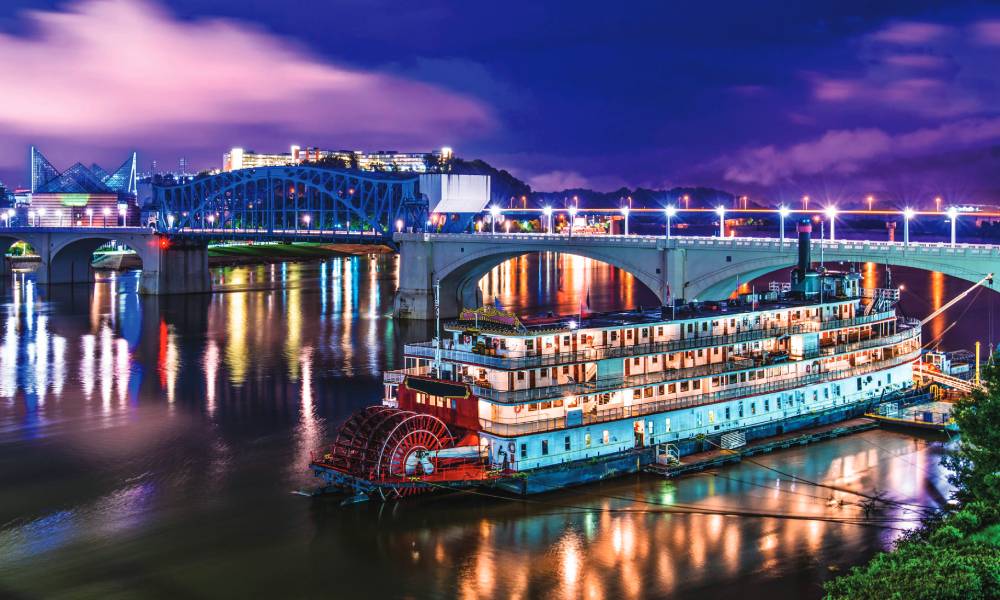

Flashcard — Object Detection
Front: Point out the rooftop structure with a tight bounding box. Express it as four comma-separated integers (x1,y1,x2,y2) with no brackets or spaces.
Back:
222,145,454,173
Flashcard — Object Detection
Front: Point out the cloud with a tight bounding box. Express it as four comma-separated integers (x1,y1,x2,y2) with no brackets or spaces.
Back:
869,22,951,44
0,0,492,156
721,117,1000,186
526,170,591,192
970,19,1000,45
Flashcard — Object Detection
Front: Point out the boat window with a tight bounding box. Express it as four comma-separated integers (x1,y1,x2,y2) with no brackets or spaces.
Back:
541,440,549,455
665,418,671,432
520,443,527,458
585,433,592,447
633,389,642,400
564,436,571,451
602,430,610,444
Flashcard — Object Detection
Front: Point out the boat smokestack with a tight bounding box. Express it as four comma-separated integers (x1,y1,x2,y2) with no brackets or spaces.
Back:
797,220,812,273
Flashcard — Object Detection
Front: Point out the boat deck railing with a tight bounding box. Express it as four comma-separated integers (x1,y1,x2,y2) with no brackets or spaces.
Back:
467,325,919,404
477,348,921,436
404,310,898,370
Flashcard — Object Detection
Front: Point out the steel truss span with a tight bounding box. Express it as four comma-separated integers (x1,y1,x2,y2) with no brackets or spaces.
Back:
153,166,427,243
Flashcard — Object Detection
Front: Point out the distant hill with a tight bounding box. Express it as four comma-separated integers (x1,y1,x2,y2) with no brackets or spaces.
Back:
450,157,746,209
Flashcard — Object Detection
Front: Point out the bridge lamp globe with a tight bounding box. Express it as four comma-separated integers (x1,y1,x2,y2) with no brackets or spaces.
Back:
396,219,404,233
714,205,726,237
620,205,630,235
542,206,553,234
568,205,579,236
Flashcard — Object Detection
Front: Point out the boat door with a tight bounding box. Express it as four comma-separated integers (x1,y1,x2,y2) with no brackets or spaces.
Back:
633,420,645,447
529,370,536,388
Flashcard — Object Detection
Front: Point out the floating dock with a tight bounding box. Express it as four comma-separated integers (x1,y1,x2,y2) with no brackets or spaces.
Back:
644,418,878,478
865,400,958,433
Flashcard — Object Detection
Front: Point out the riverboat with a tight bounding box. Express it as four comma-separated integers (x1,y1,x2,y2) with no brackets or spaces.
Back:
310,222,921,501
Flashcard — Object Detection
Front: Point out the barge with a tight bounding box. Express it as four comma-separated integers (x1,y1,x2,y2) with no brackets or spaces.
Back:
311,222,922,501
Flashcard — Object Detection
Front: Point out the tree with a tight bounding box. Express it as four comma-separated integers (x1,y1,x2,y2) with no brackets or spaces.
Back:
825,356,1000,599
946,360,1000,507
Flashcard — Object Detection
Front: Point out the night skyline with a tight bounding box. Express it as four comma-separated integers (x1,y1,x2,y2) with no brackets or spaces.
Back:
2,0,1000,204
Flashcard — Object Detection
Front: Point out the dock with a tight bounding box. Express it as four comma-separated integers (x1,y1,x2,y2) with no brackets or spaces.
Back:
644,418,878,478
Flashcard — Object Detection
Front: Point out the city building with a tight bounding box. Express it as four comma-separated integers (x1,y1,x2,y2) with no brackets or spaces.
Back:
22,147,141,227
222,145,454,173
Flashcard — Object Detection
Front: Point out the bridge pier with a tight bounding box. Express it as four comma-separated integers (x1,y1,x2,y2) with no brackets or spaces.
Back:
138,239,212,295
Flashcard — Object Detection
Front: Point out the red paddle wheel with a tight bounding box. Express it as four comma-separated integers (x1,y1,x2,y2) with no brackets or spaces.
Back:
317,407,462,499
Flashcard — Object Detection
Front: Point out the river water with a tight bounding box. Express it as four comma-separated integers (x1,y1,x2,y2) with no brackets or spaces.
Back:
0,253,985,599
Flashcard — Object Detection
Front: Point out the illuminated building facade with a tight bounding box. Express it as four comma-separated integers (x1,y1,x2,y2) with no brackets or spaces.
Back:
222,145,454,173
24,147,141,227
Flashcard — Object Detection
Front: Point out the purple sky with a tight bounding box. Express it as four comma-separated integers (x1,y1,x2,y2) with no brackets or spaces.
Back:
1,0,999,206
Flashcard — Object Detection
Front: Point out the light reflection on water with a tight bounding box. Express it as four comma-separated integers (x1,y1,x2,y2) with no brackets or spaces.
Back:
0,253,981,598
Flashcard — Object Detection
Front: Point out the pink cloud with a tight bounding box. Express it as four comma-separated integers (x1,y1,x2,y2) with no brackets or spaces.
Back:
722,117,1000,186
0,0,492,153
869,22,951,44
882,54,949,69
970,20,1000,45
527,170,591,192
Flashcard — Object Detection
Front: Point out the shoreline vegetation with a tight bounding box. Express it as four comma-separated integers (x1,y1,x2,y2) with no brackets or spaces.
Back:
824,359,1000,599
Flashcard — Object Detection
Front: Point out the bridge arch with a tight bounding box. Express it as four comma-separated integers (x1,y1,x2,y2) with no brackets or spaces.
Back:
435,244,666,313
47,234,160,288
685,246,996,300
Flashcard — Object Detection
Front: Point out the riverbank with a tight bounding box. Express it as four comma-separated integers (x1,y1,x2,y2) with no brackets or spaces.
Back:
205,242,392,266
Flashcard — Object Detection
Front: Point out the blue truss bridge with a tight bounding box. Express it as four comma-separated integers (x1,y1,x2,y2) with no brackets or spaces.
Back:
151,166,434,245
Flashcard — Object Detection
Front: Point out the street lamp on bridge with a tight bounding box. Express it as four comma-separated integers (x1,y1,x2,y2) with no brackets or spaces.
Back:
56,209,64,227
568,205,578,237
38,207,47,227
824,206,838,241
778,205,791,248
102,207,110,227
867,195,874,212
947,206,959,247
167,214,175,230
620,205,630,236
802,195,810,211
489,205,501,234
715,205,726,237
664,205,676,241
86,208,93,227
542,206,553,234
903,207,915,246
303,214,311,231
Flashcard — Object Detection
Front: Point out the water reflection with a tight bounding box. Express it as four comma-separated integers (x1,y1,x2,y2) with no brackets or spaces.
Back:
0,253,980,599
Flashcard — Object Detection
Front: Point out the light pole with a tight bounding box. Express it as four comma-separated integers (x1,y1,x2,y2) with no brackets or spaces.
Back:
29,211,36,227
903,207,914,246
867,195,874,212
664,205,676,240
620,205,630,236
86,208,93,227
38,207,47,227
778,205,790,248
715,206,726,237
489,205,500,234
102,207,110,227
543,206,552,234
935,196,942,212
303,214,311,231
118,204,126,227
802,195,810,211
947,206,959,246
56,209,63,227
568,205,578,237
824,206,837,241
207,214,215,230
167,214,175,230
683,194,690,210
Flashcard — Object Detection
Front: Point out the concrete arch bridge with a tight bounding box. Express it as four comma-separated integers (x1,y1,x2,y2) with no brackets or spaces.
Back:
393,232,999,319
1,227,210,294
